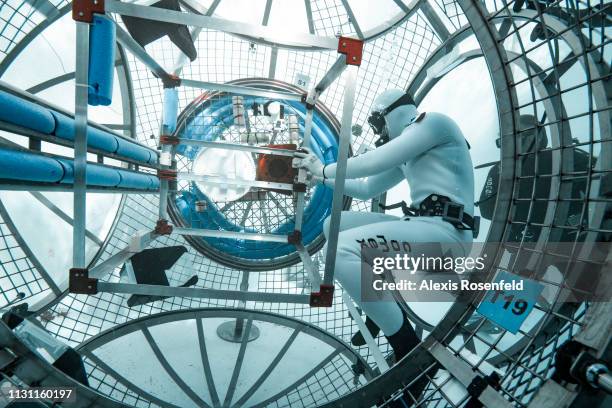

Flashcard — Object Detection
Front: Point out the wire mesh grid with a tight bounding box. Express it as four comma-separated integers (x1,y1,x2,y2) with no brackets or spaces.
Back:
434,0,468,31
309,0,356,38
84,357,162,408
39,192,243,347
71,308,374,408
0,0,69,57
0,203,52,308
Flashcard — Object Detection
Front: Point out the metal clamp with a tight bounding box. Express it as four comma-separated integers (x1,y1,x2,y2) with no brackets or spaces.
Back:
300,93,316,110
554,340,612,392
72,0,105,23
162,74,182,89
287,230,302,245
465,373,501,408
309,284,335,307
158,169,177,180
466,375,489,398
154,219,173,235
337,36,364,66
69,268,98,294
293,183,307,193
159,135,180,145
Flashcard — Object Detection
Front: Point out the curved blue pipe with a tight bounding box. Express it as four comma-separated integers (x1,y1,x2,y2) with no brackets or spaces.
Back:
175,95,339,260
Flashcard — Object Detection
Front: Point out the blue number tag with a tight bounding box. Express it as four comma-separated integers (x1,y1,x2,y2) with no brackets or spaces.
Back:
476,270,544,334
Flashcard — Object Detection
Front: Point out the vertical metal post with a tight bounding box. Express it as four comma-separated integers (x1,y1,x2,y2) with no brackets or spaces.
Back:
216,271,261,342
322,66,357,285
234,270,250,337
158,162,170,219
158,90,176,220
73,21,90,268
294,108,315,231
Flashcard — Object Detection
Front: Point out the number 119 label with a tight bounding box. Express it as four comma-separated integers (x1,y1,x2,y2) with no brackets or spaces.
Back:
476,270,544,334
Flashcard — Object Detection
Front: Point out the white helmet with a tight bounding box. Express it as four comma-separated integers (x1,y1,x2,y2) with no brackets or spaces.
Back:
368,89,418,146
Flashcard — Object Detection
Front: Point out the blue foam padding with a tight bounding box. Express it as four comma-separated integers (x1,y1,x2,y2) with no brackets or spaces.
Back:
52,111,157,164
0,90,55,134
51,111,119,153
148,175,160,190
0,148,64,182
118,170,159,190
162,88,179,133
115,136,154,164
88,15,116,106
57,159,122,187
0,147,157,190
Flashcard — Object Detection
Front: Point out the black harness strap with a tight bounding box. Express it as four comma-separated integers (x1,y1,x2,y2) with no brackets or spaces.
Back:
379,194,480,238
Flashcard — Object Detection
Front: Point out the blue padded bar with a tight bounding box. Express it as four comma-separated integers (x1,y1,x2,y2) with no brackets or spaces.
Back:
118,171,159,190
59,159,158,190
88,15,116,106
0,90,55,134
162,87,178,133
58,158,121,187
0,148,64,182
115,136,153,164
52,111,157,165
0,147,158,190
52,111,119,153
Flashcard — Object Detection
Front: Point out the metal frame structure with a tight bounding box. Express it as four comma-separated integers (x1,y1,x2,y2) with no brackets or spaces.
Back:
165,77,352,272
67,0,365,309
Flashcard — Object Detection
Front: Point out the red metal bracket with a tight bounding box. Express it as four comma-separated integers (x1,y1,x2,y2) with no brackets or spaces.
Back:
158,169,177,180
72,0,105,23
160,135,180,145
309,284,335,307
162,74,182,89
69,268,98,294
154,219,173,235
337,36,364,66
287,230,302,245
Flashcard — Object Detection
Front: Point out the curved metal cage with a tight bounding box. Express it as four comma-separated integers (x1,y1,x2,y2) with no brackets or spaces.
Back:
0,0,609,407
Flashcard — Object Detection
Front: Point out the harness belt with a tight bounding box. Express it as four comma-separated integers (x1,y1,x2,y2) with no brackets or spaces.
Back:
380,194,480,238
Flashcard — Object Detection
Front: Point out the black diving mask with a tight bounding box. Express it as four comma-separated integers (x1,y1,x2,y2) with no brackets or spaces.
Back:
367,93,415,147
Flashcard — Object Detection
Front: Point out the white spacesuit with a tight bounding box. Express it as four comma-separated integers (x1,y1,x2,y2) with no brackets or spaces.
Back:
295,89,476,364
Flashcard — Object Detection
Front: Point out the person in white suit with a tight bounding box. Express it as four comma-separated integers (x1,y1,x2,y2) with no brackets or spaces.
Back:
294,89,477,366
